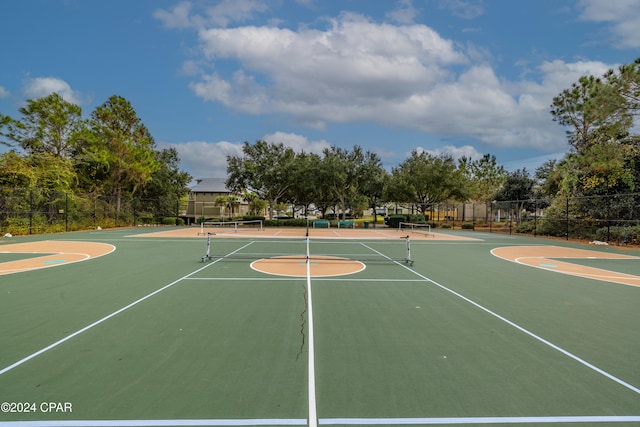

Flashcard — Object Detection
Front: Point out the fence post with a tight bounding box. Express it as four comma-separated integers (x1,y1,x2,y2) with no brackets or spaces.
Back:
565,197,569,240
29,189,33,235
533,199,537,237
509,201,514,235
607,195,611,243
65,192,69,232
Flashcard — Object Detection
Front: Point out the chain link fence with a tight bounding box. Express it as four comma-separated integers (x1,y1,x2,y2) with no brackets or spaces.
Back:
3,187,640,245
440,192,640,245
0,188,185,235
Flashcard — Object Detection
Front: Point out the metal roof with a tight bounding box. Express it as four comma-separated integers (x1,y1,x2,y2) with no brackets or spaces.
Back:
189,178,229,193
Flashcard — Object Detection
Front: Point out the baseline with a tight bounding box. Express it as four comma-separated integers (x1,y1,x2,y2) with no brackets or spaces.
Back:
3,415,640,426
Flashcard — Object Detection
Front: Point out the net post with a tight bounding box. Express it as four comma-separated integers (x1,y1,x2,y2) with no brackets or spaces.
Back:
201,232,213,262
403,235,414,266
197,222,206,236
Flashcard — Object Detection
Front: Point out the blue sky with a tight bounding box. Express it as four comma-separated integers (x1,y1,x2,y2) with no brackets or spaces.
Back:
1,0,639,179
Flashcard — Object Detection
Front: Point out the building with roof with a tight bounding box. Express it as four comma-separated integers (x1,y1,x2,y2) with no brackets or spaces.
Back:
185,178,250,221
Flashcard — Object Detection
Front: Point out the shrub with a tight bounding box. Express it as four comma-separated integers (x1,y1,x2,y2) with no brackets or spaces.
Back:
385,215,408,228
515,220,536,234
595,226,640,245
138,216,155,225
461,222,474,230
408,214,428,224
162,217,184,225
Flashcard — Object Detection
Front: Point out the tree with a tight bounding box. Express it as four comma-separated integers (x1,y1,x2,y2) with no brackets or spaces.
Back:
535,159,562,199
0,151,36,187
226,141,296,219
226,195,240,219
214,195,228,217
494,168,536,223
0,94,85,194
242,191,267,216
6,93,86,159
0,114,14,148
287,151,322,217
605,57,640,117
388,150,468,215
460,154,506,222
550,75,631,153
137,147,192,219
320,145,383,220
84,95,160,214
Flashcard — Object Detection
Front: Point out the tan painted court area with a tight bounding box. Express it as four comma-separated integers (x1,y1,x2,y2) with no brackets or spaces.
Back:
137,225,478,241
134,226,478,277
2,229,640,286
0,240,115,275
492,245,640,287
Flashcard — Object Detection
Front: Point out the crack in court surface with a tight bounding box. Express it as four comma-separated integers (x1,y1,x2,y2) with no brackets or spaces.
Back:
296,282,307,361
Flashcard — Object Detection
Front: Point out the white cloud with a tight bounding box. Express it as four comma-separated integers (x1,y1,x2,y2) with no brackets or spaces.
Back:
438,0,485,20
154,0,268,29
162,8,620,155
204,0,269,27
161,140,244,179
192,13,468,128
386,0,420,24
262,131,331,153
0,86,9,98
23,77,82,105
416,145,484,160
153,1,195,29
160,132,332,179
577,0,640,48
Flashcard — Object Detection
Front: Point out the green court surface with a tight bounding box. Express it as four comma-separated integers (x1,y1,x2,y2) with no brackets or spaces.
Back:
1,227,639,427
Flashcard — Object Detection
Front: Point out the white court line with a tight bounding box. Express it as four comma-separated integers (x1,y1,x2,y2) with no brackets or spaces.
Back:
4,416,640,426
306,236,318,427
319,416,640,425
358,241,640,396
0,420,307,426
185,277,425,282
0,242,255,376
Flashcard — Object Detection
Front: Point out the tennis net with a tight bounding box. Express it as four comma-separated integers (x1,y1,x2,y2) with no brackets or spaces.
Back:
201,233,414,265
398,222,432,237
197,219,263,235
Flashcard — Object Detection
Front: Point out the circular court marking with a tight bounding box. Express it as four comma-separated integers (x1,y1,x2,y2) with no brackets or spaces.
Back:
491,245,640,287
251,255,365,277
0,240,115,275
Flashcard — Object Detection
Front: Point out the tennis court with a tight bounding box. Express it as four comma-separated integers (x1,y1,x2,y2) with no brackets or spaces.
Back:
1,226,639,426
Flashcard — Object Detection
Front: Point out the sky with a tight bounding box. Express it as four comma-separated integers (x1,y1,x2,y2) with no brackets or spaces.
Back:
1,0,640,181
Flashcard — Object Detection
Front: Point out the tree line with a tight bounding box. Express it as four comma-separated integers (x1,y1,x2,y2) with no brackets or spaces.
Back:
225,140,508,221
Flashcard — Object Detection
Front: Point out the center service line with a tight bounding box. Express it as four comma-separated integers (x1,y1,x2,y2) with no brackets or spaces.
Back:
306,236,318,427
